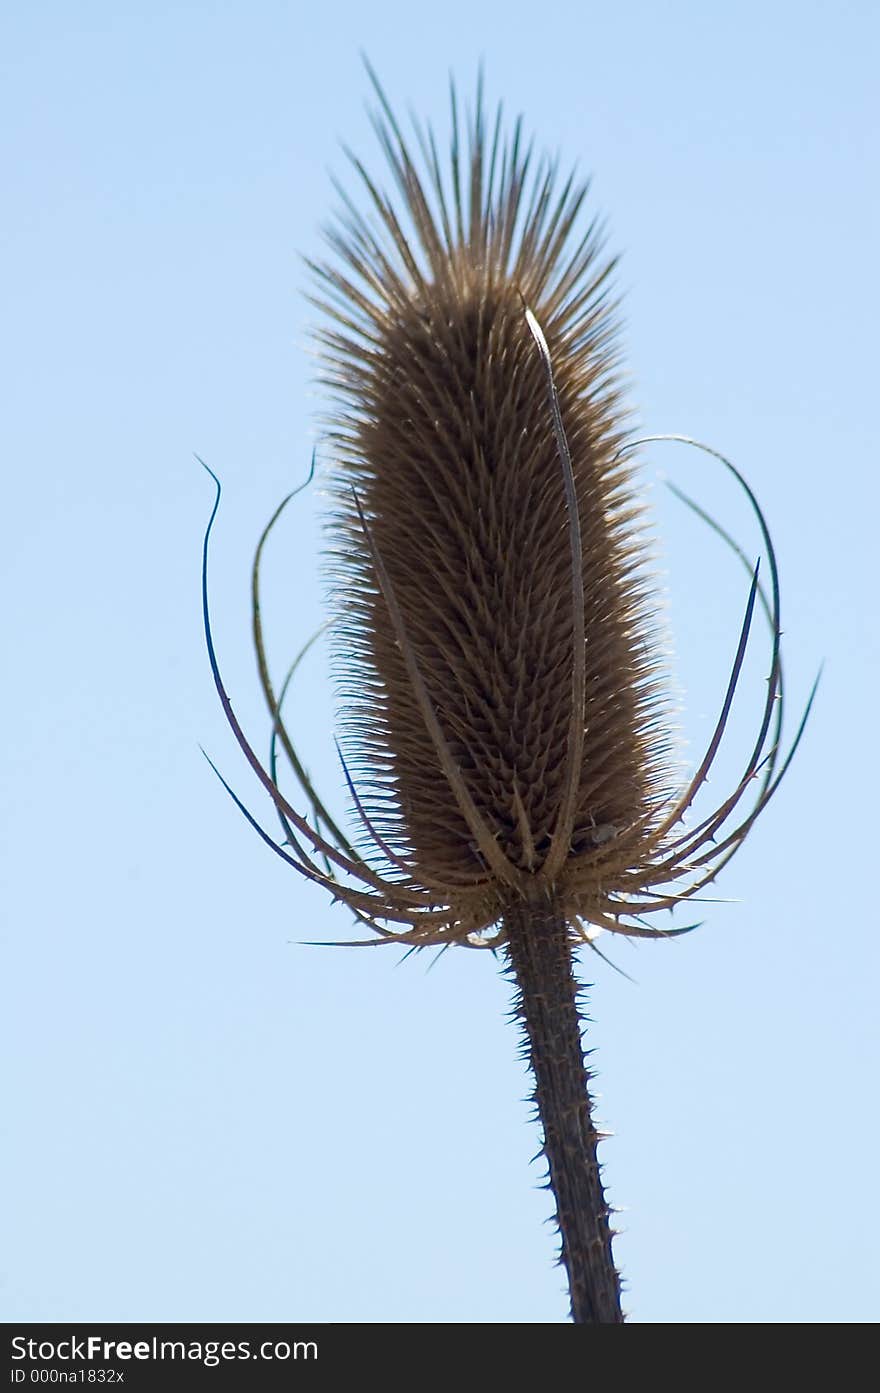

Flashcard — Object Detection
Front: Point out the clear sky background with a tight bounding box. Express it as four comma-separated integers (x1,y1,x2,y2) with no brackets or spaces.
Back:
2,2,877,1324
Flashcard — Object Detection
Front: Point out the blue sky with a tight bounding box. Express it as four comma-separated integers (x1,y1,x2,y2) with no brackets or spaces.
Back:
2,1,877,1323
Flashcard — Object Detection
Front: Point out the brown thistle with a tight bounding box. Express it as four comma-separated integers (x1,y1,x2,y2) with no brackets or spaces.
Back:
201,71,815,1323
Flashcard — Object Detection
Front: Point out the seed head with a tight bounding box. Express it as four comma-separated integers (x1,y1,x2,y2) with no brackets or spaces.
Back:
315,78,671,931
202,71,812,954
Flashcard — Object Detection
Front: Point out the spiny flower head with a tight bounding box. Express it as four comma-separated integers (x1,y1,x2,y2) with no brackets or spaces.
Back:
202,72,811,955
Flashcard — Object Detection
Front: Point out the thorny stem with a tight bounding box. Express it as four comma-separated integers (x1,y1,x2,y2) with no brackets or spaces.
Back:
503,902,623,1323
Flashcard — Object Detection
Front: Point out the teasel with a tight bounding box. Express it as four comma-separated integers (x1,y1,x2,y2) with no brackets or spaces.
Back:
201,69,816,1323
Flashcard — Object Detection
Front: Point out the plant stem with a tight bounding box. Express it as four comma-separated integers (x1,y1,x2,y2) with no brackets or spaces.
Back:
503,902,623,1323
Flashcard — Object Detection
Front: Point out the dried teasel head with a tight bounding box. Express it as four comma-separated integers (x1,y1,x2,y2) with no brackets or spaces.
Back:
202,72,815,957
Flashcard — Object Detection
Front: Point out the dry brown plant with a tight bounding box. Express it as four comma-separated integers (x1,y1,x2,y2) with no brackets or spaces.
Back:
201,70,814,1322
